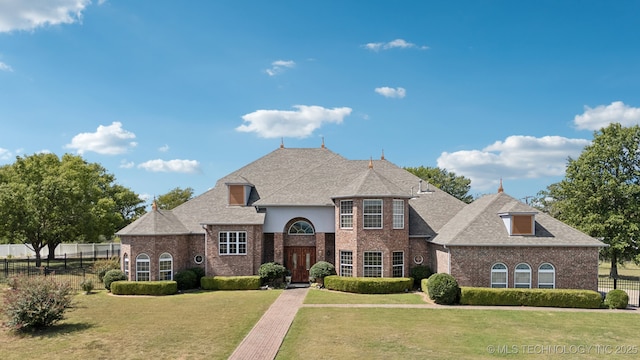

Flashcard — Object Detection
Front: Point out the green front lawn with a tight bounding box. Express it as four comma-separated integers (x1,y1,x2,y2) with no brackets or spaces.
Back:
0,289,281,360
304,288,426,304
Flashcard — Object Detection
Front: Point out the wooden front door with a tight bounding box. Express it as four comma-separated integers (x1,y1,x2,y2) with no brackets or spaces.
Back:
284,246,316,283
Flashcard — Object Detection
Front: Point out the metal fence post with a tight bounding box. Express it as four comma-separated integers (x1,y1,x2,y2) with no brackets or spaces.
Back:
614,278,617,290
64,253,67,269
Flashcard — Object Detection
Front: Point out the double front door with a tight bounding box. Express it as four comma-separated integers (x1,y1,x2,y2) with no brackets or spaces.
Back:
284,246,316,283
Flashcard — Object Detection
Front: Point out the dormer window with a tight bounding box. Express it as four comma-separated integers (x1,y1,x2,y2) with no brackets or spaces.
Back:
227,184,252,206
498,212,536,236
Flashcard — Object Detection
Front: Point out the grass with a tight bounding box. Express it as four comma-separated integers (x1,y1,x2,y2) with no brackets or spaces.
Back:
0,289,281,360
277,308,640,360
304,288,426,304
599,261,640,278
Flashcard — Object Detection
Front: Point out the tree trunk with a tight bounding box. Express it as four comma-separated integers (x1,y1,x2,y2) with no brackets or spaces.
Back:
609,253,618,279
34,249,42,267
48,244,57,260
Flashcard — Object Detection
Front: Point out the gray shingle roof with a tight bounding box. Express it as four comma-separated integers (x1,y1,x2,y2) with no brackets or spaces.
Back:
432,192,605,247
116,209,190,236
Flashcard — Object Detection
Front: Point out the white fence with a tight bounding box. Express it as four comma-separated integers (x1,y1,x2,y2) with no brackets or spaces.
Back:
0,243,120,258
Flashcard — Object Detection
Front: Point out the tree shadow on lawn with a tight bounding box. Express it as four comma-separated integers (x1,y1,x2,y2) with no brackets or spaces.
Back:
8,322,94,339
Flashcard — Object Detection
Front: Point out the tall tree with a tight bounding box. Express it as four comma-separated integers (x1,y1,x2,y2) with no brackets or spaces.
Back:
404,166,474,203
538,123,640,278
0,153,146,266
156,187,194,210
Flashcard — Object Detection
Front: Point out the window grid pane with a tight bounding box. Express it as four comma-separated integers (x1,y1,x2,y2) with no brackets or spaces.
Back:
340,251,353,277
392,251,403,277
136,254,150,282
363,251,382,277
393,200,404,229
514,264,531,288
219,231,248,255
340,200,353,228
363,200,382,229
538,263,555,289
491,263,507,288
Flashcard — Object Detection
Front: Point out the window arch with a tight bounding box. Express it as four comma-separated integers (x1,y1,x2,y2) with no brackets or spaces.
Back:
514,263,531,288
491,263,508,288
159,253,173,280
538,263,556,289
136,253,150,281
123,253,129,279
288,220,315,235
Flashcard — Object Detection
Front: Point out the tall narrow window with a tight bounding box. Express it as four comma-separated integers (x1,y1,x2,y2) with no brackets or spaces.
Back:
514,263,531,288
363,199,383,229
538,263,555,289
393,199,404,229
136,253,150,281
159,253,173,281
363,251,383,277
491,263,507,288
392,251,404,277
123,253,129,279
340,251,353,277
340,200,353,229
219,231,247,255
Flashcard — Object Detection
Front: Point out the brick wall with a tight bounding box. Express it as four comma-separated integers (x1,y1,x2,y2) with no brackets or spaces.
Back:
204,224,263,276
445,246,599,291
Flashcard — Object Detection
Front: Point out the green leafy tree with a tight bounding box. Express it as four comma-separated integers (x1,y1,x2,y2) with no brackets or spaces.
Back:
0,153,146,266
538,123,640,278
156,186,194,210
404,166,473,203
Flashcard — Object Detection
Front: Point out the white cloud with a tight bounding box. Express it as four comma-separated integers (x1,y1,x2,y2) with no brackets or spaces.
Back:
119,159,134,169
437,135,591,191
65,121,137,155
0,61,13,72
363,38,429,52
0,148,10,160
266,60,295,76
375,87,406,99
138,159,201,174
236,105,352,138
0,0,91,33
158,144,169,152
574,101,640,131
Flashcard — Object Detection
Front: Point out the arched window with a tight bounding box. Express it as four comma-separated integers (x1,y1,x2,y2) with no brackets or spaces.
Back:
136,253,150,281
159,253,173,281
288,220,315,234
514,263,531,288
123,253,129,279
491,263,508,288
538,263,556,289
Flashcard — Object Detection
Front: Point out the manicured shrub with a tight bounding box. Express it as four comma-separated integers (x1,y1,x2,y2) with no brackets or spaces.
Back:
309,261,336,283
604,289,629,309
80,279,95,294
175,270,198,290
200,276,261,290
92,257,121,282
2,275,74,331
427,273,460,305
111,281,178,296
103,269,127,291
188,267,206,285
258,262,286,287
460,287,604,308
421,277,429,293
410,265,432,288
324,276,413,294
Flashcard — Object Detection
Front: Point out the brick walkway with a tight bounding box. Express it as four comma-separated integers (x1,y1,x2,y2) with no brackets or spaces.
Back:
228,287,309,360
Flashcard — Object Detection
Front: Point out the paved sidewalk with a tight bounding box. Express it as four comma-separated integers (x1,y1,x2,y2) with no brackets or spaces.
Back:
228,287,309,360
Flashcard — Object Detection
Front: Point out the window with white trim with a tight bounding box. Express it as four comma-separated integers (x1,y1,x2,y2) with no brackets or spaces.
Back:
288,220,314,234
123,253,129,279
136,253,150,281
393,199,404,229
340,200,353,229
392,251,404,277
491,263,507,288
538,263,555,289
159,253,173,281
363,251,383,277
363,199,383,229
219,231,247,255
514,263,531,288
340,251,353,277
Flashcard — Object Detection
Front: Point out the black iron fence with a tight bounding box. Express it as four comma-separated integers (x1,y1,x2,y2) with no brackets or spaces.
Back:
598,276,640,307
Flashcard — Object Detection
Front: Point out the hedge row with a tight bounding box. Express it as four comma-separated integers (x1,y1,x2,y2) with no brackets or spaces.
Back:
460,287,603,308
110,281,178,296
324,276,413,294
201,276,261,290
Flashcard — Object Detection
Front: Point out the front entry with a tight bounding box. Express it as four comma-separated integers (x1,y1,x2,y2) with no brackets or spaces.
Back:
284,246,316,283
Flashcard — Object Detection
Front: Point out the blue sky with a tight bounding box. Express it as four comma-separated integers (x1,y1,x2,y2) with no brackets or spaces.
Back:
1,1,639,205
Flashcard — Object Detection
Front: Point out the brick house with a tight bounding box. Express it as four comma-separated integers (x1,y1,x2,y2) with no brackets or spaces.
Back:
117,145,604,290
